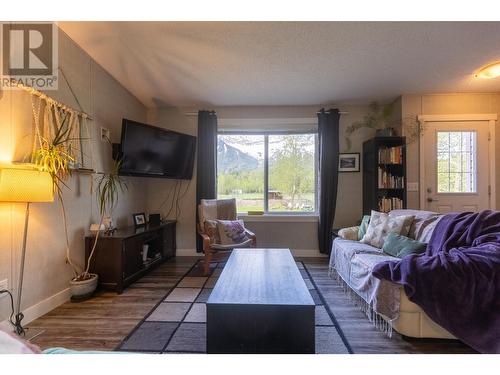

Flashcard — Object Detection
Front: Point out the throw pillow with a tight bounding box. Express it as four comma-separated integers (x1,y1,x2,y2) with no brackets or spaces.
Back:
360,210,415,248
216,219,249,245
204,219,220,244
382,232,427,258
0,329,41,354
357,215,371,240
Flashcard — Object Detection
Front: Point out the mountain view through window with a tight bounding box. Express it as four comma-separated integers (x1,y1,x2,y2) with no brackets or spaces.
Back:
217,133,316,213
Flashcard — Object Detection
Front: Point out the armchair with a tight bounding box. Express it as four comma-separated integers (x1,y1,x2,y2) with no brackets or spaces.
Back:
197,198,256,275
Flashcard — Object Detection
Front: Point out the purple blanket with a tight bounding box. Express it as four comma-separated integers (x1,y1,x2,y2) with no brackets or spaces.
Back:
372,210,500,353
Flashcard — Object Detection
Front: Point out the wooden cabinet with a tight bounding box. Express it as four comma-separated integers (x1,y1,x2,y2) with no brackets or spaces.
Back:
84,221,176,293
162,224,176,258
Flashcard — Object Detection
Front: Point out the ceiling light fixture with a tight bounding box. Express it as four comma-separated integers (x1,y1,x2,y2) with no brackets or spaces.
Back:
474,61,500,79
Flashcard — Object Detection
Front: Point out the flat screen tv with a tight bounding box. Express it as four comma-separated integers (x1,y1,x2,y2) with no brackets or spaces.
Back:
119,119,197,179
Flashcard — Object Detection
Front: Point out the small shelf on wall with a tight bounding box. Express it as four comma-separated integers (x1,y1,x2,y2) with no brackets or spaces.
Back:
71,168,96,175
363,137,407,214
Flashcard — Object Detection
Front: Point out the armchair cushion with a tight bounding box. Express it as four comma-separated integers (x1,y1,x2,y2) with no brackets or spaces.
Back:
210,239,253,250
244,227,256,239
204,219,220,244
217,219,250,245
199,198,237,226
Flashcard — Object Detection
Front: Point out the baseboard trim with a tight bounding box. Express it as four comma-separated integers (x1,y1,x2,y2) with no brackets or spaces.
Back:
0,320,11,331
1,287,71,330
175,248,326,257
176,248,204,257
1,287,70,330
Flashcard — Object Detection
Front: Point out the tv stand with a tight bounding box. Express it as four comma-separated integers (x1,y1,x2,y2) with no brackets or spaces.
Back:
84,221,176,293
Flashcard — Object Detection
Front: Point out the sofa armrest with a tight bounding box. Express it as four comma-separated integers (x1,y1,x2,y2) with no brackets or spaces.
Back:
338,226,360,241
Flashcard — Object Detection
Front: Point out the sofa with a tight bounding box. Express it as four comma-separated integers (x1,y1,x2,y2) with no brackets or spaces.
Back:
329,209,455,339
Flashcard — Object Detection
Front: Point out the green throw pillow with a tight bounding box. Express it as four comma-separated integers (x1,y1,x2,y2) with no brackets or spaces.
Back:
357,215,371,241
382,232,427,258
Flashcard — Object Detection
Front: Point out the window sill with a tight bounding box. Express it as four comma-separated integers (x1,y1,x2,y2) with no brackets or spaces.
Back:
238,214,319,223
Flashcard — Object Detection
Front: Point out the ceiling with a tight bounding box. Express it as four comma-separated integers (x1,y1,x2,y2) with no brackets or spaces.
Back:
58,22,500,108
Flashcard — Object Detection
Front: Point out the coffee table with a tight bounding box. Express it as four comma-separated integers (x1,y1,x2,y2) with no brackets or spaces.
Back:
206,248,315,353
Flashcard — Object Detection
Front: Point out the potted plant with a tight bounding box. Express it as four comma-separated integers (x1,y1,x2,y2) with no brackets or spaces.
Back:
344,101,422,150
344,101,398,150
69,159,127,300
32,114,81,280
32,114,127,300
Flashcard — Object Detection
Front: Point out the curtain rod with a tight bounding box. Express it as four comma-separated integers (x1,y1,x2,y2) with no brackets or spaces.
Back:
317,110,349,115
183,110,348,116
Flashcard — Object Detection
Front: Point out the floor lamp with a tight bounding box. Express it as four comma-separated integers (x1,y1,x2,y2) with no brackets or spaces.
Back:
0,168,54,338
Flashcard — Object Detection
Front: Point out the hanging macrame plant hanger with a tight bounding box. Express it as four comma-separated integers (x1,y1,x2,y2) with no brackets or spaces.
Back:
22,66,95,171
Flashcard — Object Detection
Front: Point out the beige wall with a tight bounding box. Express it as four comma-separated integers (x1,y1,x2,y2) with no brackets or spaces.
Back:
0,29,147,324
146,104,379,256
401,93,500,210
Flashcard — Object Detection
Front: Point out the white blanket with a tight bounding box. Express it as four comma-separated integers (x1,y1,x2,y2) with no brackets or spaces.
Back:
330,238,401,321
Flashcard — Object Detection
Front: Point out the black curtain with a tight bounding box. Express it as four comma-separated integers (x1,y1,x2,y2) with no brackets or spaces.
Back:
317,108,340,254
196,110,218,252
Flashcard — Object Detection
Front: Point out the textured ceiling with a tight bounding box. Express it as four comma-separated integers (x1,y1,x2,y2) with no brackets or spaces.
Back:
58,22,500,108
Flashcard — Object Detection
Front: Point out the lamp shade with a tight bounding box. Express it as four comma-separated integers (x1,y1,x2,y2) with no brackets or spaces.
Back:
0,168,54,203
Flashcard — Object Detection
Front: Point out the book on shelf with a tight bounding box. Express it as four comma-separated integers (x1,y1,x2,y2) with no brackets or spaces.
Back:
378,197,404,212
377,168,405,188
378,146,403,164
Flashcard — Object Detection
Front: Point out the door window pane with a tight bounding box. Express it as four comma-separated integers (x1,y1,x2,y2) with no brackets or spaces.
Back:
436,131,476,193
217,135,264,211
268,134,316,212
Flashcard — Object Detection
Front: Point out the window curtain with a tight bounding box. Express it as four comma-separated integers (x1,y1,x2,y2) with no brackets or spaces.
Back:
317,108,340,254
196,110,218,252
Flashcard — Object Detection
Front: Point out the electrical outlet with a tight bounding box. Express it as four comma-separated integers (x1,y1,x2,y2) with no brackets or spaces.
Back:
0,279,8,297
101,127,110,142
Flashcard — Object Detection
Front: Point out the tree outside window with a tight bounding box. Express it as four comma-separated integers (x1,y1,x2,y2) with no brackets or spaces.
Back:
217,133,317,214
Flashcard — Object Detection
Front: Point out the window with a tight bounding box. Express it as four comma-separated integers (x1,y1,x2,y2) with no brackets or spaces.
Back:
217,135,265,212
437,131,477,193
217,133,317,214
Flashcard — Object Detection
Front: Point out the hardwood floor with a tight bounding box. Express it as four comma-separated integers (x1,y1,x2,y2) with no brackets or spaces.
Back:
302,258,476,354
27,256,475,353
28,257,198,351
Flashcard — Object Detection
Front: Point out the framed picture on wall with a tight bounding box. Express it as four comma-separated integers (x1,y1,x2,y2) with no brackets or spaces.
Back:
339,153,360,172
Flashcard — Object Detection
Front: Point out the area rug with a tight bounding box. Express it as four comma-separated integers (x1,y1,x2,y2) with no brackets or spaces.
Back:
116,260,352,354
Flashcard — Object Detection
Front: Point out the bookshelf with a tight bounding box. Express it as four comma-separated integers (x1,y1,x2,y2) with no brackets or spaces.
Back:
362,137,407,214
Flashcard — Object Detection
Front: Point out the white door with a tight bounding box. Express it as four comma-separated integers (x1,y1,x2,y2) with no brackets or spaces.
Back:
423,121,491,213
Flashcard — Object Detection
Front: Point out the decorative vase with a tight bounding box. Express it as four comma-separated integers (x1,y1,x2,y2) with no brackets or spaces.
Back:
103,215,116,231
69,273,98,301
375,127,395,137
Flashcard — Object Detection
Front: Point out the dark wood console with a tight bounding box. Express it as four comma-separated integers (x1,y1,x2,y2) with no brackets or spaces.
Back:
84,221,176,293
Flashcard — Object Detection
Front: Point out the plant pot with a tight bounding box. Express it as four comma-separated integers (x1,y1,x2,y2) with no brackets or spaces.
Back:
375,127,396,137
69,273,98,302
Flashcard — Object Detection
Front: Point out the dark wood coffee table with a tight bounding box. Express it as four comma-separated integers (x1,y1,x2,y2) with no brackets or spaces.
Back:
206,248,315,353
